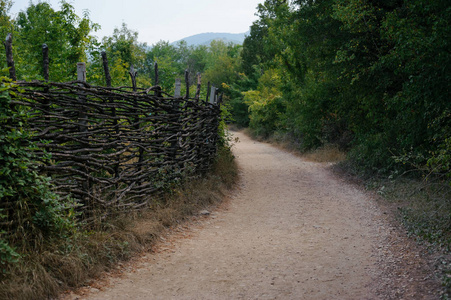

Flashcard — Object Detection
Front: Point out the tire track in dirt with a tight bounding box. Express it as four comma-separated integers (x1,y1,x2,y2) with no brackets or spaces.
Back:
77,131,439,299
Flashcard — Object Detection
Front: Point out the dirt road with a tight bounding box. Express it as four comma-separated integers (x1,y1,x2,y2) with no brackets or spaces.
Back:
79,131,439,299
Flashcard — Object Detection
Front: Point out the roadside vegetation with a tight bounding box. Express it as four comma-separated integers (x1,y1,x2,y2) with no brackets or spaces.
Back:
1,78,237,299
227,0,450,295
0,1,238,299
1,0,450,297
0,139,237,300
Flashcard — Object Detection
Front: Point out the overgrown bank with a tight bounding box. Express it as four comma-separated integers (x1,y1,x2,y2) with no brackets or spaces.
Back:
336,160,451,297
0,139,237,300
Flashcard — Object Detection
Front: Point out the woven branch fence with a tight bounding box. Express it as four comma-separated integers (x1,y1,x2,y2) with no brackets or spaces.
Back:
3,34,223,222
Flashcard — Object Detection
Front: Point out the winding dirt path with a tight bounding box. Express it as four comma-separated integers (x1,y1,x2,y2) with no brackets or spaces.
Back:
78,131,439,299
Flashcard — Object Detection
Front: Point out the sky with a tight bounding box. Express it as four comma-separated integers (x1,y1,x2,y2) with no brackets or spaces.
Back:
9,0,263,45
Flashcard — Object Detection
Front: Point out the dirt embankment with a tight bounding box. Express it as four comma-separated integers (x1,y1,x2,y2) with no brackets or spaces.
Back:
72,131,440,299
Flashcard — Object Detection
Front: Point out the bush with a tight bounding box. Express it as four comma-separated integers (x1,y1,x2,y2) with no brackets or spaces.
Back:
0,81,76,274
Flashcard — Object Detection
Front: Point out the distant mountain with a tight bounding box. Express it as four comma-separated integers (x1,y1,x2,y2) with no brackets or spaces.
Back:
172,31,250,46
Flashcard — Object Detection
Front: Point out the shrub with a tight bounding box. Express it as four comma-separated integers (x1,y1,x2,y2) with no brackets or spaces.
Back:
0,80,76,274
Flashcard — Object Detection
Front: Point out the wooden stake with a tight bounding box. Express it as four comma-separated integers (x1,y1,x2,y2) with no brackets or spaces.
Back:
209,85,216,104
77,62,86,82
185,69,189,98
42,44,50,116
154,61,161,96
4,33,16,81
195,72,201,100
174,78,182,98
77,62,87,133
206,81,211,103
42,44,49,82
101,51,112,87
154,61,159,85
129,64,137,91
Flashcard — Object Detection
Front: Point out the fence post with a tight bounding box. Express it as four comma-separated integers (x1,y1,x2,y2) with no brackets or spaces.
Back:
209,85,216,104
77,62,86,82
154,61,159,85
101,51,112,87
184,69,189,98
206,81,211,103
42,44,50,120
77,62,87,132
129,64,137,92
174,78,182,98
4,33,16,81
129,64,143,183
195,72,201,100
154,61,161,97
76,62,90,199
101,52,120,180
42,44,49,82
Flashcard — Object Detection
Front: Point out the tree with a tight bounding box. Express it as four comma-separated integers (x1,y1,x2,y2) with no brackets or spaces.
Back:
203,40,241,89
14,1,99,81
145,40,184,92
101,22,149,87
237,0,450,174
0,0,13,75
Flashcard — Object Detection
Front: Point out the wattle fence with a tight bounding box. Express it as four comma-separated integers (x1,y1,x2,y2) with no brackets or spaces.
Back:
3,34,223,221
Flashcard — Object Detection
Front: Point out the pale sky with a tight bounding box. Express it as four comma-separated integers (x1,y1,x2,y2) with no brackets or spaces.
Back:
9,0,262,45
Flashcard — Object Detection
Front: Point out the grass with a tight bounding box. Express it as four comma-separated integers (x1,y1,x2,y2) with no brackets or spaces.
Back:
303,145,347,163
335,161,451,251
334,160,451,298
0,145,238,300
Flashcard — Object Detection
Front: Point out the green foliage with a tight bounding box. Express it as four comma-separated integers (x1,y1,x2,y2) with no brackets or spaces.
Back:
2,0,244,96
0,82,76,273
100,22,150,87
427,138,451,185
0,1,238,296
13,1,99,81
217,102,234,147
0,1,13,71
236,0,450,176
0,231,19,274
203,41,241,90
243,68,285,137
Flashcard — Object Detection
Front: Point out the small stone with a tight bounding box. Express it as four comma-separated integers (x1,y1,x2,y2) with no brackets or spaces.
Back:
200,210,210,216
66,292,80,300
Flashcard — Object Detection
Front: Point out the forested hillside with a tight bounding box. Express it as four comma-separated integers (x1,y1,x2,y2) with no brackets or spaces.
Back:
172,31,249,46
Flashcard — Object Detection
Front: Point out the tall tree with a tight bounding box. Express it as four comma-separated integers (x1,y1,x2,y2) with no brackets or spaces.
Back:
14,1,99,81
101,22,149,86
0,0,13,74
